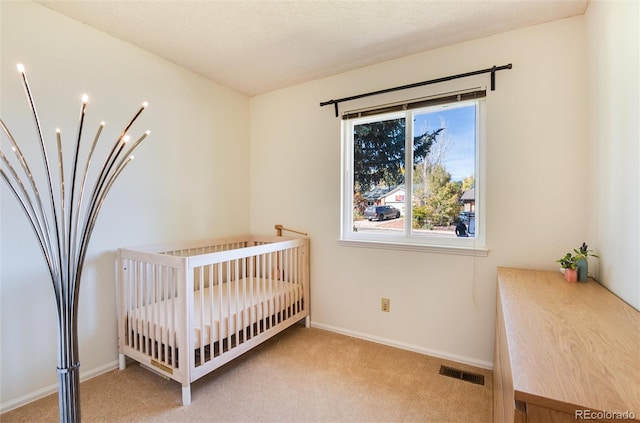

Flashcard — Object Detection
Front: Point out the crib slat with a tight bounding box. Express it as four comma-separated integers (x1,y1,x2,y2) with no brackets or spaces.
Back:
258,252,265,333
225,260,231,351
160,267,166,365
241,257,248,343
207,263,214,361
284,248,290,318
249,257,255,339
135,263,142,352
234,258,239,348
197,266,204,366
152,266,158,359
217,262,223,355
170,266,177,367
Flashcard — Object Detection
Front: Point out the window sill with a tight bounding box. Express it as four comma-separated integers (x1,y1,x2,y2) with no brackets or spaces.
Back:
338,239,490,256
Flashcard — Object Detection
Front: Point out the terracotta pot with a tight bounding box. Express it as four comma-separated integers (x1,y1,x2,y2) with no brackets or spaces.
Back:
564,268,578,282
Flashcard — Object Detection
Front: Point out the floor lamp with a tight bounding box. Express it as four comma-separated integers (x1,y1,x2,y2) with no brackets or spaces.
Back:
1,64,150,423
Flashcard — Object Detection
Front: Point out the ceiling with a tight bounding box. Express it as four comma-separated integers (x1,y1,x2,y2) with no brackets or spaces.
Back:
37,0,588,97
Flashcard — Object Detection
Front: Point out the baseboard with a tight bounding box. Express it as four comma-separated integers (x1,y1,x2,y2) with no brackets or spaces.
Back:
0,360,119,414
310,321,493,370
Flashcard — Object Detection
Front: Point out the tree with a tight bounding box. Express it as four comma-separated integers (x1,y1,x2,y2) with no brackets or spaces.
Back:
353,118,442,192
462,175,475,191
422,165,462,226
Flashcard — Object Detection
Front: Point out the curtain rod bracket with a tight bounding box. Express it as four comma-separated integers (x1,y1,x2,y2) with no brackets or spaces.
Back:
491,66,496,90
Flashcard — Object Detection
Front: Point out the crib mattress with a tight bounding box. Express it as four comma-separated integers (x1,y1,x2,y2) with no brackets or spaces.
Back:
126,278,302,349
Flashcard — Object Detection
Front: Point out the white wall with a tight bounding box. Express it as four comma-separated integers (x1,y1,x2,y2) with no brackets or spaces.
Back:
3,0,638,414
586,0,640,310
250,16,592,368
0,1,250,410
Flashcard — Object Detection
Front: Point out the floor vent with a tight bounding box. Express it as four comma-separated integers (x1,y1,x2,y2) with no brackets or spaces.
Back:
439,365,485,386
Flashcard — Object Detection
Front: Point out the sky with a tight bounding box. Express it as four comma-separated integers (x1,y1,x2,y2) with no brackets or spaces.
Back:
413,103,476,182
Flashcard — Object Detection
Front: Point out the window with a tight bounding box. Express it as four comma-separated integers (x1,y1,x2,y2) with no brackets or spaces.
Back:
340,93,487,255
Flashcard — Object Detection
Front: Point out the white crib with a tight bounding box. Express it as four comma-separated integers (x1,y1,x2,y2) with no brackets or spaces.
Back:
117,234,310,405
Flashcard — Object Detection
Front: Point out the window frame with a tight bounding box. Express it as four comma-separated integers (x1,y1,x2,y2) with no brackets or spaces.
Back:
339,98,488,256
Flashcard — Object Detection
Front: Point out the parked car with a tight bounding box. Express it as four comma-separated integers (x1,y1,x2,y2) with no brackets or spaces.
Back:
458,211,474,223
456,212,475,236
364,205,401,221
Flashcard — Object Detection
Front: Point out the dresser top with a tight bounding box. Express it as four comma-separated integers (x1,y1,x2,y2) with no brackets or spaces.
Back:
497,267,640,416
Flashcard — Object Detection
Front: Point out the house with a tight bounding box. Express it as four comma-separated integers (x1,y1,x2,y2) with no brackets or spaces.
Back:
364,185,405,214
1,0,638,413
460,188,475,214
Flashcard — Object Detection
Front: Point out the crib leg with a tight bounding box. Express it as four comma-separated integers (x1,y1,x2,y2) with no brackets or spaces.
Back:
182,385,192,406
304,316,311,328
118,354,126,370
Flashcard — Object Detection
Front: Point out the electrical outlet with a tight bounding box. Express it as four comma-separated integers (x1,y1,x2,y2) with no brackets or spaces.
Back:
381,298,390,312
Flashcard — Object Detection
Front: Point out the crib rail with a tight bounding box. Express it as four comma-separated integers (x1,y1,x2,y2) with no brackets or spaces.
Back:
117,235,309,405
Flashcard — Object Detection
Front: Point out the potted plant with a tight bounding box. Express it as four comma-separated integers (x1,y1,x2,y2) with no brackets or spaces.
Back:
557,252,579,282
557,242,599,282
573,242,598,282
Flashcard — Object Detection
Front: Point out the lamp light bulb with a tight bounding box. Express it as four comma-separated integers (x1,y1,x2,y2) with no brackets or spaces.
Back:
16,64,25,73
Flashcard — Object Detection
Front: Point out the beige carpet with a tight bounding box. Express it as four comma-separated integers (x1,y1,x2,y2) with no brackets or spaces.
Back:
1,325,493,422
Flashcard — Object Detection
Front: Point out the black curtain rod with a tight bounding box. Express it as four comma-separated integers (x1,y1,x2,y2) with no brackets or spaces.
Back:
320,63,512,117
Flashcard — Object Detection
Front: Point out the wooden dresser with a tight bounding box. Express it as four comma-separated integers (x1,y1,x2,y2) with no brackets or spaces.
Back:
494,267,640,423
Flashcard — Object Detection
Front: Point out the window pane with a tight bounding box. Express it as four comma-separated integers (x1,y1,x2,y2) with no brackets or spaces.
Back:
412,104,476,238
342,99,483,250
352,116,405,235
